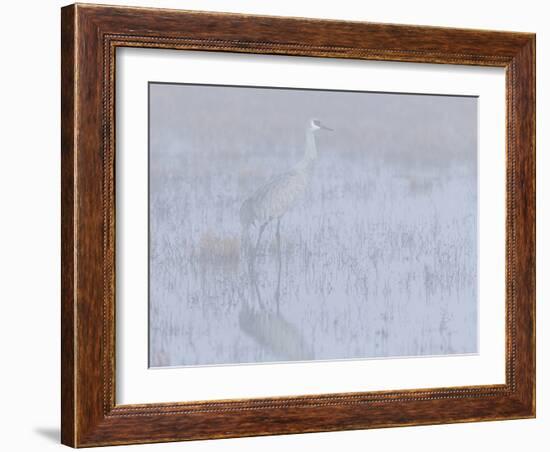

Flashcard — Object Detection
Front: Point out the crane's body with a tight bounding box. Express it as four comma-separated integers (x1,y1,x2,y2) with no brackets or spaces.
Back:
240,119,332,260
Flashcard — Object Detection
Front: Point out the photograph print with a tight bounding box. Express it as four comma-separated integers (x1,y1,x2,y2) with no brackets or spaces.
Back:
148,82,478,368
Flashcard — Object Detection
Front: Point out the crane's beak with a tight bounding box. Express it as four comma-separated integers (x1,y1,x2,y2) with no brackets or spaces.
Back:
320,124,333,131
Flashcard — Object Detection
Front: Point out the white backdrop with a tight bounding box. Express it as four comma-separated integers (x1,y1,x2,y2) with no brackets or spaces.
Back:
0,1,545,451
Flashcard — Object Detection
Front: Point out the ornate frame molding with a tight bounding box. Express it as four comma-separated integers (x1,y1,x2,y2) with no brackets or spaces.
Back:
62,4,535,447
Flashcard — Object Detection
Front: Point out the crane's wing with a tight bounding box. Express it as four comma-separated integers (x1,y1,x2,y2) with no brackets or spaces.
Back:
241,169,308,227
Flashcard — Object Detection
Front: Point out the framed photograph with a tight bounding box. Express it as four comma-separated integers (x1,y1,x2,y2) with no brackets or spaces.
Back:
61,3,535,447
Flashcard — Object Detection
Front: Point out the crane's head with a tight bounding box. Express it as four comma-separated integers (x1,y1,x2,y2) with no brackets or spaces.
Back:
310,119,333,132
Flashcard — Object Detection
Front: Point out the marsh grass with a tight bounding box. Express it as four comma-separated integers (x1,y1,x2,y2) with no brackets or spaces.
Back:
149,145,477,367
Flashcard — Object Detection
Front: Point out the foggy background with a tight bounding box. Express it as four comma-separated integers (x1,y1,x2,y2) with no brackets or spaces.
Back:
148,82,478,367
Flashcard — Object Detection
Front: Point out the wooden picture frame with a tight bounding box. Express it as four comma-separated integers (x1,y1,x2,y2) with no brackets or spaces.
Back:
61,3,535,447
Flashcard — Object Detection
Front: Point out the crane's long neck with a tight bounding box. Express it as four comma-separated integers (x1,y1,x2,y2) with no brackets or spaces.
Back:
295,129,317,171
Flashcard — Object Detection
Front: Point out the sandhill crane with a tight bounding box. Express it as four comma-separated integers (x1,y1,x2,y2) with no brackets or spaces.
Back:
240,119,333,264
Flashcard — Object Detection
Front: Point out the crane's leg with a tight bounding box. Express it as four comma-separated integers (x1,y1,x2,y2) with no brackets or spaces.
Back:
249,222,267,311
254,222,267,257
246,222,266,289
276,218,281,254
275,218,282,313
252,270,265,310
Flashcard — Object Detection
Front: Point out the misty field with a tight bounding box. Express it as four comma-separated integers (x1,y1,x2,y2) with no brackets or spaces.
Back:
148,84,478,367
